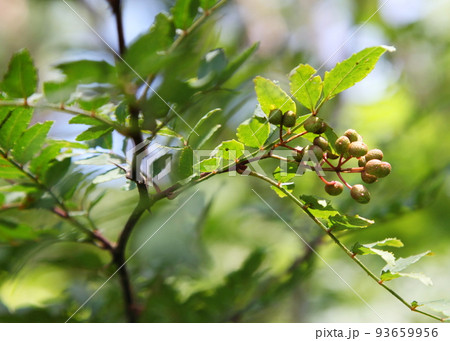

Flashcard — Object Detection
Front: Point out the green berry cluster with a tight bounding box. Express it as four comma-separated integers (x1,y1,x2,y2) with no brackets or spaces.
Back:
269,109,297,127
266,110,391,205
328,129,391,204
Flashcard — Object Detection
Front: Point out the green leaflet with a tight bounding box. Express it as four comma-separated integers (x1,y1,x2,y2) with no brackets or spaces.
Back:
273,164,299,183
93,168,126,184
0,107,33,151
188,108,221,141
300,195,374,230
69,115,104,126
76,125,113,142
12,121,53,164
254,76,296,115
289,64,322,111
195,124,221,149
323,45,395,100
236,116,270,148
271,183,295,198
215,140,244,160
188,49,228,89
172,0,200,29
124,13,175,78
178,147,194,179
217,43,259,85
56,60,117,86
0,158,26,179
1,49,37,99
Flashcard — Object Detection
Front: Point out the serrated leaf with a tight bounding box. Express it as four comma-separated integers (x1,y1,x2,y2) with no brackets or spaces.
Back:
289,64,322,111
56,60,116,86
254,76,296,115
2,49,37,99
157,127,185,142
12,121,53,164
172,0,199,29
0,158,26,179
188,108,221,141
328,214,374,231
215,140,244,160
382,251,431,273
0,107,33,151
323,46,395,100
69,115,104,126
76,125,113,142
271,183,295,198
124,13,175,78
381,271,432,286
218,42,259,84
236,116,270,148
178,147,193,179
93,167,125,184
363,238,404,249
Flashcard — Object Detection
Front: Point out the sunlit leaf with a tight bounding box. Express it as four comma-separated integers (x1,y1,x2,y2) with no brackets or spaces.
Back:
289,64,322,111
12,121,53,164
236,116,270,148
2,49,37,99
323,45,395,100
254,76,296,115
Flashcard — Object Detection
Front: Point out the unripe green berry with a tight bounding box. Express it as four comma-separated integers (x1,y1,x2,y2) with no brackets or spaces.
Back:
348,141,368,158
293,147,304,162
303,116,324,133
283,110,297,127
350,184,371,204
365,149,383,161
313,136,329,150
335,136,351,155
344,129,361,142
315,122,328,134
358,157,366,167
325,181,344,196
305,145,323,161
268,109,283,125
361,171,377,184
365,160,391,178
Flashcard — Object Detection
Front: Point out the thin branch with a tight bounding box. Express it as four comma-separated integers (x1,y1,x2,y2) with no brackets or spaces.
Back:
247,170,444,322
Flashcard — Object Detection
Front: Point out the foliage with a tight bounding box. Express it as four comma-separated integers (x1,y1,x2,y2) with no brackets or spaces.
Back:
0,0,448,323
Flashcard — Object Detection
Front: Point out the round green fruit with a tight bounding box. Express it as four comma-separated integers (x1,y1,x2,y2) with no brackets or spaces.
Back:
334,136,351,155
365,160,391,178
350,184,371,204
283,110,297,127
268,109,283,125
305,145,323,161
303,116,324,133
326,151,339,160
365,149,383,161
344,129,361,142
361,171,377,184
325,181,344,196
313,136,329,150
348,141,368,158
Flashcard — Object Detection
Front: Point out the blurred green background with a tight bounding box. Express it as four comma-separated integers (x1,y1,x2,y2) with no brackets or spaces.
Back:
0,0,449,322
